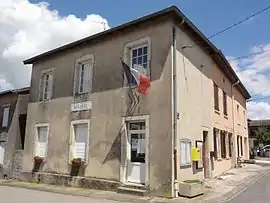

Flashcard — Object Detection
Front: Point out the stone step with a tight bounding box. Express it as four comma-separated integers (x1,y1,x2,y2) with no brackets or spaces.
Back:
117,186,148,196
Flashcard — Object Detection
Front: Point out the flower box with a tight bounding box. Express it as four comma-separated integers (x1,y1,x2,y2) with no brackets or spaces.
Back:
179,180,204,198
32,156,45,172
70,158,85,176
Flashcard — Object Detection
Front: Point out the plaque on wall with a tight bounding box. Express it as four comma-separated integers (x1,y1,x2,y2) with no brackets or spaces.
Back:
71,101,92,112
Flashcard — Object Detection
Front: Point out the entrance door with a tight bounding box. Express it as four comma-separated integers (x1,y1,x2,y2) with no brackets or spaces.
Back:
126,121,146,184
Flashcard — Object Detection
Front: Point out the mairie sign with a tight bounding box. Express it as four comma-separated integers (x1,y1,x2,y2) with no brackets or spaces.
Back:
71,101,92,112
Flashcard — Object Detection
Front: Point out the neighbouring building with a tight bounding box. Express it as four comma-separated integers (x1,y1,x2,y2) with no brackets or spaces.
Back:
248,119,270,149
0,87,29,178
21,6,250,197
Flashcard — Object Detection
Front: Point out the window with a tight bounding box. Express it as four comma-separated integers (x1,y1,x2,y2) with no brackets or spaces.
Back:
2,106,10,128
39,71,53,101
35,126,48,158
180,139,191,166
74,59,93,95
214,83,219,111
127,121,146,163
70,121,89,163
237,105,239,117
240,136,243,156
220,132,226,159
243,110,246,126
223,91,227,116
213,130,217,159
131,45,149,77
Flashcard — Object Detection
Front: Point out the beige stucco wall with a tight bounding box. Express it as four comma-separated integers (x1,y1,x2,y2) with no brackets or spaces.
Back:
22,18,174,193
211,62,249,176
175,27,212,182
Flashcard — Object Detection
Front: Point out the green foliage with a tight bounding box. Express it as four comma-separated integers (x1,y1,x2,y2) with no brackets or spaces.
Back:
255,126,270,144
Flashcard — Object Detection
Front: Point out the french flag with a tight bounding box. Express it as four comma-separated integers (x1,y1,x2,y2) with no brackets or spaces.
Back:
121,59,151,95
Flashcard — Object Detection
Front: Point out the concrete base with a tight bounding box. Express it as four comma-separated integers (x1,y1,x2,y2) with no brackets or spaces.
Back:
20,172,120,191
179,181,204,198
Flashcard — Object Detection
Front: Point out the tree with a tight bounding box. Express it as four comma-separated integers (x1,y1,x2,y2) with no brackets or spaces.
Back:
254,126,270,145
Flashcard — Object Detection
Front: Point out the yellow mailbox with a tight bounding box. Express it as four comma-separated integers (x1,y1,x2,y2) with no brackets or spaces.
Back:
191,147,201,161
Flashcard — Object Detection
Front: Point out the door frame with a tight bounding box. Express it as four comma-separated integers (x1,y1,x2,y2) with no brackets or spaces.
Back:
120,115,149,186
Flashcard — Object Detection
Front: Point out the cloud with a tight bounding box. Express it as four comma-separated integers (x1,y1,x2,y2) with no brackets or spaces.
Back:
0,0,109,89
229,43,270,120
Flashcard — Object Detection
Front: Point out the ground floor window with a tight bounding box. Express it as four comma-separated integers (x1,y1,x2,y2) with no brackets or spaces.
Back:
221,131,226,159
35,125,49,158
228,133,232,157
180,139,191,167
70,120,90,163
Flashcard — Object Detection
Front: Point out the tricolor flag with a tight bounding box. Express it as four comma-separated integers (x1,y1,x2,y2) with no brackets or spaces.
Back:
121,59,151,95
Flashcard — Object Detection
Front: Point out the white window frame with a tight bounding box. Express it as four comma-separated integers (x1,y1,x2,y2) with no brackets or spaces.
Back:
69,119,90,164
120,115,149,185
180,139,192,167
39,69,54,102
73,54,94,96
2,104,10,128
123,37,151,87
34,123,49,158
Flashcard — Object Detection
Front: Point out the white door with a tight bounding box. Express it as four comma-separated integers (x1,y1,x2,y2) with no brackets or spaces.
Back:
126,121,146,184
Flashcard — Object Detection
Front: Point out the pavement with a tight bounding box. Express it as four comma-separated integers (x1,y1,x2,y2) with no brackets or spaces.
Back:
0,163,269,203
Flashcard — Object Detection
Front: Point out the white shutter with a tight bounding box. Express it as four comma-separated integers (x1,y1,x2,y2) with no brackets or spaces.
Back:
74,64,80,95
37,126,48,157
186,142,191,164
83,62,91,93
2,106,10,127
39,74,45,101
0,145,5,165
74,124,88,161
180,141,187,165
47,73,53,100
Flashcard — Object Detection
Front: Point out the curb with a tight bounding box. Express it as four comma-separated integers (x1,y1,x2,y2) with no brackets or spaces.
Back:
204,169,270,203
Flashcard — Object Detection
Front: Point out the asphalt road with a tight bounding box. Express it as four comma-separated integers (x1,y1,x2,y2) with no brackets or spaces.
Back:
226,172,270,203
0,186,121,203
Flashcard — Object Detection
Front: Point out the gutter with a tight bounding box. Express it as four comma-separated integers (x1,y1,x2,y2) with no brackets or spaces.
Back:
172,26,178,198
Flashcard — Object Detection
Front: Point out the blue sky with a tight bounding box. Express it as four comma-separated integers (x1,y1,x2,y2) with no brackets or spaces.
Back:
1,0,270,119
28,0,270,58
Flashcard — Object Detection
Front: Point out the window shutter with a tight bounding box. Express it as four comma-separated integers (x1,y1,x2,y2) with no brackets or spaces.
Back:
2,107,10,127
186,142,191,164
83,62,90,93
180,141,187,165
74,64,80,95
74,124,88,161
39,74,45,101
47,73,53,100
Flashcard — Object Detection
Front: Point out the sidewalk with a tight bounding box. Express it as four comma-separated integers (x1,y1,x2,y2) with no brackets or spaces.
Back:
187,164,270,203
0,164,268,203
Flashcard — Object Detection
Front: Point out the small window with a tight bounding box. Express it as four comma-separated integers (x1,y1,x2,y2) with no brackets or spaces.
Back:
237,105,239,117
223,91,228,116
35,126,48,157
214,83,219,111
2,106,10,128
130,45,149,77
70,122,89,162
180,139,191,166
74,61,93,95
39,71,53,101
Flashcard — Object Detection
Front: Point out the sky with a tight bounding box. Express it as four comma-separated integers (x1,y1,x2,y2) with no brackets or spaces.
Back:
0,0,270,120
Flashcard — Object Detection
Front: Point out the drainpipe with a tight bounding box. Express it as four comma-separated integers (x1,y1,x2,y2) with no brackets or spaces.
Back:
231,80,239,167
172,26,178,198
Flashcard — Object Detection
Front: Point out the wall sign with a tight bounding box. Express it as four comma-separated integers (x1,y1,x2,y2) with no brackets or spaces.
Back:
71,101,92,112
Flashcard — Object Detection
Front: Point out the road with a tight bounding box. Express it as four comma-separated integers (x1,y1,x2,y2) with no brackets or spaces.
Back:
0,186,121,203
226,172,270,203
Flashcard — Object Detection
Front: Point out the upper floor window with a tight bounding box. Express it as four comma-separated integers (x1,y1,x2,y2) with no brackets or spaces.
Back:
74,56,93,95
39,70,53,101
131,45,149,77
124,37,151,86
2,105,10,128
223,91,228,116
214,83,219,111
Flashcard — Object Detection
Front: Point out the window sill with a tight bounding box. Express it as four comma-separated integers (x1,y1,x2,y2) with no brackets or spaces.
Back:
180,164,192,169
226,157,231,160
214,110,220,115
217,157,222,161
